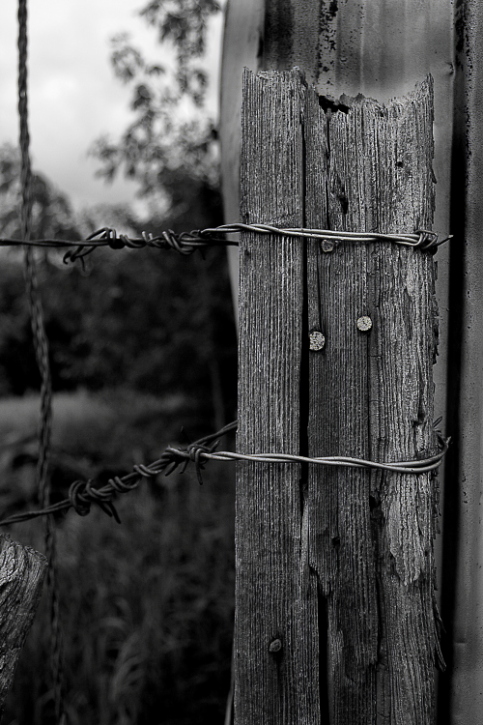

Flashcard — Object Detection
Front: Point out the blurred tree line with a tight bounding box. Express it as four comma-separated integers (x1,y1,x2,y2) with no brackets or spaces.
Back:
0,0,236,430
0,137,236,429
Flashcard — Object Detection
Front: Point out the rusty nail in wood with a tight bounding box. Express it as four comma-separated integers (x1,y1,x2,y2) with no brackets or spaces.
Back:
356,316,373,332
269,638,282,653
309,331,326,351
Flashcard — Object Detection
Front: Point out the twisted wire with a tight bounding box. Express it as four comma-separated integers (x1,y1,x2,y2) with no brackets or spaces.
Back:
0,224,451,265
46,522,65,725
168,432,449,474
18,0,52,510
18,2,64,722
0,421,448,528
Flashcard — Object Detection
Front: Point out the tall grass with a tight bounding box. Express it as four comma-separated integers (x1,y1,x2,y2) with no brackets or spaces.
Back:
1,393,235,725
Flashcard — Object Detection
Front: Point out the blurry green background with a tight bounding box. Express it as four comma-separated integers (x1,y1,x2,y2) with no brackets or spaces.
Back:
0,1,238,722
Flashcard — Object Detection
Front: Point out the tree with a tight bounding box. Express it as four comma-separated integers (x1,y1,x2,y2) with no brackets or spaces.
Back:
0,144,82,242
87,0,235,428
91,0,222,200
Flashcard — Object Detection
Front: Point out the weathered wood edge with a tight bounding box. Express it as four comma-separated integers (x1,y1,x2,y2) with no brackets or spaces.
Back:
0,533,47,715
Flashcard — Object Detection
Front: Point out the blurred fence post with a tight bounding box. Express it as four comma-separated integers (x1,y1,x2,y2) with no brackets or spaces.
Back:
234,67,440,724
0,534,46,714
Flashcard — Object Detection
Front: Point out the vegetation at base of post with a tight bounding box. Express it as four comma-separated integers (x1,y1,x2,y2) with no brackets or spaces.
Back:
4,460,235,725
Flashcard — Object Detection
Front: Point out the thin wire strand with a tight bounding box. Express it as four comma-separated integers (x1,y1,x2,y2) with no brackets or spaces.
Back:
18,0,52,513
168,435,449,474
18,2,64,722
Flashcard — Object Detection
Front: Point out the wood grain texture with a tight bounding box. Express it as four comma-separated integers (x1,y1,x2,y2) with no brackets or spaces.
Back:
304,88,377,724
304,78,440,724
237,68,440,724
220,3,452,617
221,24,452,606
236,68,320,725
0,534,46,714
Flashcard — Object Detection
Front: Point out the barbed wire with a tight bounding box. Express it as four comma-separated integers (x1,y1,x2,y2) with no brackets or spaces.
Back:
0,420,449,528
0,225,451,266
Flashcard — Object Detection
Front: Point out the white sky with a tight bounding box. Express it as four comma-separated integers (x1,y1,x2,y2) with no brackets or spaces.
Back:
0,0,223,212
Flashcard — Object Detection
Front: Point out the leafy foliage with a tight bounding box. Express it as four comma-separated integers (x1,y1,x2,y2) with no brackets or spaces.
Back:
140,0,222,68
91,0,222,198
0,144,83,241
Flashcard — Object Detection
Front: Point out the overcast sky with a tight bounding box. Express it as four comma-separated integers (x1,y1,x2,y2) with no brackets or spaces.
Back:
0,0,223,211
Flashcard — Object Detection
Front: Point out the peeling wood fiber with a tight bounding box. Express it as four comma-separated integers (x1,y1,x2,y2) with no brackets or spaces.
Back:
236,68,441,724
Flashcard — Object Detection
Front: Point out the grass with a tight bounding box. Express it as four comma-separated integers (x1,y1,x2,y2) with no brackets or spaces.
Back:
0,391,235,725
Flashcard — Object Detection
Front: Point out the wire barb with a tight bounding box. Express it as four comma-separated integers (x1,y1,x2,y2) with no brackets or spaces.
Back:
0,224,451,264
0,420,448,528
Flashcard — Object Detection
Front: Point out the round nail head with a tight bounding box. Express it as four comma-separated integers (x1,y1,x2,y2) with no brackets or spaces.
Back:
269,638,282,653
357,316,373,332
309,331,326,351
321,239,335,253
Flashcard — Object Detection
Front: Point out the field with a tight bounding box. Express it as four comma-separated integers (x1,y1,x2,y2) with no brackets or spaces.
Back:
1,391,235,725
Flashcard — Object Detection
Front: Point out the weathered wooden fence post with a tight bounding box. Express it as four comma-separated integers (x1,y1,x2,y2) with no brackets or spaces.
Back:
235,67,441,723
0,534,46,714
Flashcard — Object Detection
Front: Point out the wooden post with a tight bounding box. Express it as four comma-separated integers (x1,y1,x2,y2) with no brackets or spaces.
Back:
0,534,46,714
236,68,440,723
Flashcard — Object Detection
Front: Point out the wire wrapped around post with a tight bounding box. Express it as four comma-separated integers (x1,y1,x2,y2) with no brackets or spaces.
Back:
0,224,451,266
0,420,448,528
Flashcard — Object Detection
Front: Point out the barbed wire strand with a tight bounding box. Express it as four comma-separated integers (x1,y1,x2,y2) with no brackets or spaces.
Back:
0,224,452,266
18,2,65,722
0,420,449,528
